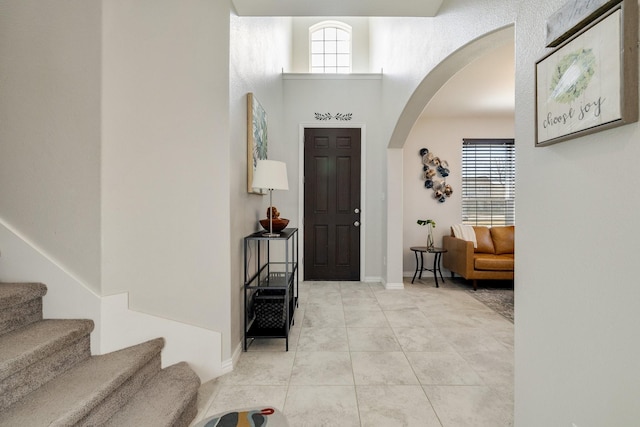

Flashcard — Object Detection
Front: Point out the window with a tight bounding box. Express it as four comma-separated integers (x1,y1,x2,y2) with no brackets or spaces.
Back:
462,139,515,226
309,21,352,74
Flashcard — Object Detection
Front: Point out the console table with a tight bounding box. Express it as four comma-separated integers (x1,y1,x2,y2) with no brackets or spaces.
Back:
410,246,447,287
243,228,298,351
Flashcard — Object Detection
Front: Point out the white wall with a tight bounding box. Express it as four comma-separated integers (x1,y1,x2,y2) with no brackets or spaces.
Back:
291,17,370,73
514,0,640,425
229,14,292,355
0,0,102,291
0,221,102,353
402,115,514,274
102,0,231,358
282,75,386,282
370,0,516,148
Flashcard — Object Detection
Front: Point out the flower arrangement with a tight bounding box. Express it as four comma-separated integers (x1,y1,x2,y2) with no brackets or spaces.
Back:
417,219,436,250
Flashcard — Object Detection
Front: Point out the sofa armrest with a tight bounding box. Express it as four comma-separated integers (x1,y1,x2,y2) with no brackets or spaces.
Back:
443,235,475,279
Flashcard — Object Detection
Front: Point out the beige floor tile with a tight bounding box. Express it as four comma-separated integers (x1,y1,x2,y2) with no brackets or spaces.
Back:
351,351,419,385
302,304,345,328
306,281,341,292
393,327,457,352
342,297,383,311
439,327,510,353
384,308,432,328
405,351,484,385
344,309,389,328
375,292,419,310
223,279,513,425
305,291,343,306
340,281,376,291
218,352,295,386
290,351,354,385
424,385,513,427
356,385,442,427
458,350,514,386
284,386,360,427
204,385,288,416
297,326,349,352
347,327,401,351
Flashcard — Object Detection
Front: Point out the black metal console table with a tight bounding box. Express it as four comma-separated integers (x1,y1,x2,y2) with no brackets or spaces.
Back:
243,228,298,351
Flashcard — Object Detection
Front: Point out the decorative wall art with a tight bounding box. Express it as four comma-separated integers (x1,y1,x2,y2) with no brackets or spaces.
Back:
545,0,623,47
314,112,353,121
535,0,638,146
247,93,268,194
420,148,453,203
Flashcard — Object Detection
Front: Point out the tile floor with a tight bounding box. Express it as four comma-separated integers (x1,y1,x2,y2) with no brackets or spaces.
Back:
192,277,514,427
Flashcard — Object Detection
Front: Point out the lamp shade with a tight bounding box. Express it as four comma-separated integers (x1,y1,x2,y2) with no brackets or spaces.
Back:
252,160,289,191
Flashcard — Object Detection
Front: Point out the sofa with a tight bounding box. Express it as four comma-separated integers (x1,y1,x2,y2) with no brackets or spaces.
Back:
442,225,514,290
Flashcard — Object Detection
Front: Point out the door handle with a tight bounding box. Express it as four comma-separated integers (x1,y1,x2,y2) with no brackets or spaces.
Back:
354,220,360,227
354,208,360,214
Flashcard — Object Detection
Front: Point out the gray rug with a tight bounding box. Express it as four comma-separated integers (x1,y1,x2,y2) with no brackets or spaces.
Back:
467,283,514,323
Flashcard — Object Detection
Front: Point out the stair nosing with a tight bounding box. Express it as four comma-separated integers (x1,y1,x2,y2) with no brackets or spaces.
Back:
0,319,94,382
0,338,165,426
0,283,47,310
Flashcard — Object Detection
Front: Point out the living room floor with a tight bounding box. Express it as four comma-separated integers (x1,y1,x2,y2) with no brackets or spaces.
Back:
193,277,514,427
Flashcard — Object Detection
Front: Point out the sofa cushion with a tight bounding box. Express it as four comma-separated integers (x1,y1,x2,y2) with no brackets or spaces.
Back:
474,254,514,271
490,226,515,255
473,226,495,254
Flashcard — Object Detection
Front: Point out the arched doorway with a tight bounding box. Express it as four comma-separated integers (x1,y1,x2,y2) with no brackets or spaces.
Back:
385,25,515,287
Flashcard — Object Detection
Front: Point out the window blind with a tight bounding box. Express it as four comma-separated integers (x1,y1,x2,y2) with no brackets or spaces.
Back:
462,139,515,226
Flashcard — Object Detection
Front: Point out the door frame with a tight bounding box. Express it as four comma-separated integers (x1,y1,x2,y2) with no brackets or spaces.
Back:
298,123,367,282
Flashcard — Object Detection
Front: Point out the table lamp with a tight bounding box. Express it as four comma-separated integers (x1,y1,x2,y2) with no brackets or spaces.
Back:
252,159,289,236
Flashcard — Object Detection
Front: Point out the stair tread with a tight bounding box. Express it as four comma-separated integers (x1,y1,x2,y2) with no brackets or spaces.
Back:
0,283,47,310
0,338,165,427
0,319,94,381
104,362,201,427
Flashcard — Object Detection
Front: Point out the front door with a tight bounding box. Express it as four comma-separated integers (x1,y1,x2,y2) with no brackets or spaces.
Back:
304,128,361,280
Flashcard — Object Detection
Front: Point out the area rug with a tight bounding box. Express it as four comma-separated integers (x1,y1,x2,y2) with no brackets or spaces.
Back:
194,407,289,427
467,285,514,323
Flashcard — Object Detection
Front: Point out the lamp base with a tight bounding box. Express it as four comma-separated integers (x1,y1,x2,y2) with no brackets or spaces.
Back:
261,232,281,237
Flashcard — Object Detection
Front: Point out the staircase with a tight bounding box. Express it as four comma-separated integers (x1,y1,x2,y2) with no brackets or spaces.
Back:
0,282,201,426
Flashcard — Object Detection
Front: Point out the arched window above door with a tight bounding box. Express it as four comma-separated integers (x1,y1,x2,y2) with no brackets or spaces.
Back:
309,21,352,74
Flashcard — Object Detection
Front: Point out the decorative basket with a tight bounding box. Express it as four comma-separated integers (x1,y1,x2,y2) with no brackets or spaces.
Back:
254,292,286,329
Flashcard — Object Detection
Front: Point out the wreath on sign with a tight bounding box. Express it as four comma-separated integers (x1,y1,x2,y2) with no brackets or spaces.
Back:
419,148,453,203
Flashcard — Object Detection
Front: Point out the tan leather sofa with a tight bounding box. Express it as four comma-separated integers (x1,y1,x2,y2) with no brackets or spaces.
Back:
442,226,514,290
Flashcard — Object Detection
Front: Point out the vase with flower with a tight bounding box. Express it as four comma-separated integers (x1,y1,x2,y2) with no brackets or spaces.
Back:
417,219,436,250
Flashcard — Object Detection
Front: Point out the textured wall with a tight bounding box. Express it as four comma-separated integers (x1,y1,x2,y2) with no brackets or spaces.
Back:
514,0,640,425
402,115,514,274
229,13,292,356
0,0,102,291
101,0,231,353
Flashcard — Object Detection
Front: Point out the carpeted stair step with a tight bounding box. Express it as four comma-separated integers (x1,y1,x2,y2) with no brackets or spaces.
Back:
103,361,201,427
0,338,165,427
0,319,94,411
0,282,47,336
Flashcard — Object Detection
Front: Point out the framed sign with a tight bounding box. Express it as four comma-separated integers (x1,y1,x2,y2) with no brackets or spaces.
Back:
247,93,268,194
535,0,638,147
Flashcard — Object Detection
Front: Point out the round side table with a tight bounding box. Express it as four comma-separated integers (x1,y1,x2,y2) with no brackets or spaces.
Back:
409,246,447,287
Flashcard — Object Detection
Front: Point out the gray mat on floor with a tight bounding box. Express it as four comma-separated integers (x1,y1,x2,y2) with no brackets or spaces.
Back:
467,284,514,323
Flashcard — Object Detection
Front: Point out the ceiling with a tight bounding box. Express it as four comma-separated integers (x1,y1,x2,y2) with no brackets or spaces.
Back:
423,40,515,118
231,0,444,17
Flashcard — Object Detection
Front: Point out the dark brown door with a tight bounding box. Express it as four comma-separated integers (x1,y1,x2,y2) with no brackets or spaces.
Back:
304,128,361,280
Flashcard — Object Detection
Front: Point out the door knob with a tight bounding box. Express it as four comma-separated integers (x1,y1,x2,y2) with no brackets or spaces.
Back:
354,220,360,227
354,208,360,214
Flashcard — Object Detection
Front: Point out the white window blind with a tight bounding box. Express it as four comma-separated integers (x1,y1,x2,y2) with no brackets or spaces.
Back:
462,138,515,226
